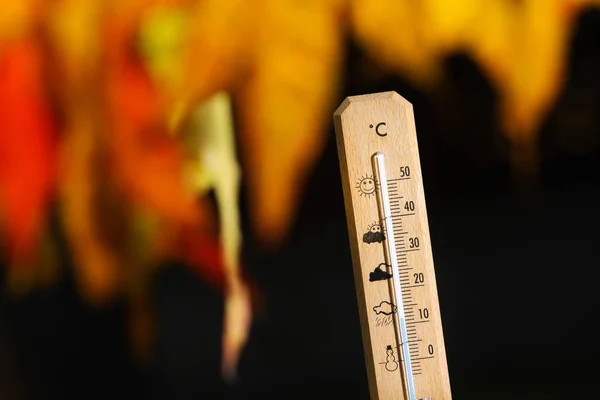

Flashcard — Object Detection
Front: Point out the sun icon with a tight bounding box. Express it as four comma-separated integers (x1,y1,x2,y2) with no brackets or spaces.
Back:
363,221,386,244
367,221,384,234
356,174,377,197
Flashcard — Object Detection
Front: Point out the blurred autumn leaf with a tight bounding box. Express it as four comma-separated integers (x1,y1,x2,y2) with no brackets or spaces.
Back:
0,37,56,271
1,0,599,380
352,0,600,181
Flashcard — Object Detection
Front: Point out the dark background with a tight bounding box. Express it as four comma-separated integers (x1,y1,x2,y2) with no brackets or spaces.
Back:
1,8,599,400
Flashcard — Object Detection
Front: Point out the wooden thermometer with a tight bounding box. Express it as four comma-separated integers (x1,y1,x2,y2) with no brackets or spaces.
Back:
334,92,451,400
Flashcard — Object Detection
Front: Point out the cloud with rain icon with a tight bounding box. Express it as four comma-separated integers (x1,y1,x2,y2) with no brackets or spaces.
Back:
363,222,385,244
373,301,397,316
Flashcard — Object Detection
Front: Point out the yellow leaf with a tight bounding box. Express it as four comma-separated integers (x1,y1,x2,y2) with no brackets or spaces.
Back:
350,0,442,85
138,4,190,96
171,0,345,247
351,0,600,180
237,0,346,246
177,0,253,106
185,92,249,380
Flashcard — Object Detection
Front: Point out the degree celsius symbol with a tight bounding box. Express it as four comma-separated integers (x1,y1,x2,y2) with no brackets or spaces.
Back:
370,122,388,137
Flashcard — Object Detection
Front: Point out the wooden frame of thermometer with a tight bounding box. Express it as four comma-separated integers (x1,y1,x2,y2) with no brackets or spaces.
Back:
334,92,452,400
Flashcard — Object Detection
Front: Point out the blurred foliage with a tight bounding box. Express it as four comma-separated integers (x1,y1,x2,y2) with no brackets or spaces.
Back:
1,0,598,379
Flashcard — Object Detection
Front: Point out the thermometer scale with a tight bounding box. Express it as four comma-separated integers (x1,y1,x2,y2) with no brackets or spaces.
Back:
334,92,452,399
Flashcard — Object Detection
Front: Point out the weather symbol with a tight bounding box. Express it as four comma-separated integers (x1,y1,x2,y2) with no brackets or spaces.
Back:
363,222,385,243
379,345,399,372
356,174,376,198
373,301,397,316
369,263,393,282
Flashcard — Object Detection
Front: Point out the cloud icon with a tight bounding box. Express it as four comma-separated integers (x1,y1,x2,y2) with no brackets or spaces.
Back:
373,301,397,316
363,222,385,244
363,230,385,244
369,263,392,282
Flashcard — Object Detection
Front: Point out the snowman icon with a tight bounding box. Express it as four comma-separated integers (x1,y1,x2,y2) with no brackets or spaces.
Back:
381,345,399,372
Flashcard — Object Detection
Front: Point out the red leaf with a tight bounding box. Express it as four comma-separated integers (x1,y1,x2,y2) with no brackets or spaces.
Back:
0,38,56,266
104,13,202,227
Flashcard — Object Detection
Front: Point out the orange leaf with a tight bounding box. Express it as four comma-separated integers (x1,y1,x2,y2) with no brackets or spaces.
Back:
59,115,124,304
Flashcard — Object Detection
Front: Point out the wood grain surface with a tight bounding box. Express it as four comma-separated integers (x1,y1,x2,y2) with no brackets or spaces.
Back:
334,92,451,400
